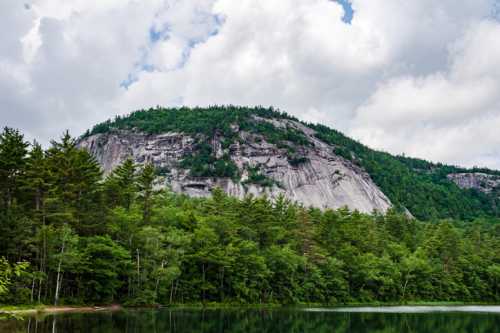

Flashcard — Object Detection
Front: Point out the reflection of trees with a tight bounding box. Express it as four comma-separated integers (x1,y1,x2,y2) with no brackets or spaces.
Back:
2,309,500,333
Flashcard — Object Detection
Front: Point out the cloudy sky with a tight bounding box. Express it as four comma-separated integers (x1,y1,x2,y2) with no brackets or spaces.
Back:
2,0,500,169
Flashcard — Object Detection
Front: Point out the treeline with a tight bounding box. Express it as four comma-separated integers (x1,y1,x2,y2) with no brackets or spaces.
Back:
83,105,294,139
1,127,500,306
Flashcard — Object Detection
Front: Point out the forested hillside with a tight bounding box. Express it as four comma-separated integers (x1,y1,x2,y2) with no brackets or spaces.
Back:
1,126,500,306
84,106,500,221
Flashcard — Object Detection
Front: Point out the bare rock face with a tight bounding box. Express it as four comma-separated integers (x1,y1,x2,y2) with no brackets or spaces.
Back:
78,119,392,213
447,173,500,194
78,130,195,175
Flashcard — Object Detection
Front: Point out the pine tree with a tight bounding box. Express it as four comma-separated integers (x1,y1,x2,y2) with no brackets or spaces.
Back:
45,131,102,234
138,163,155,224
23,142,49,217
105,158,137,210
21,142,50,302
0,128,30,262
0,127,29,210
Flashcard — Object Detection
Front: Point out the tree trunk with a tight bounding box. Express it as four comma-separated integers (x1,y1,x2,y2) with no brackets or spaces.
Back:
30,277,35,303
169,280,174,304
220,266,225,302
40,201,47,303
38,278,43,303
128,236,133,298
155,260,165,300
54,238,66,306
136,248,141,290
402,275,409,301
202,263,206,303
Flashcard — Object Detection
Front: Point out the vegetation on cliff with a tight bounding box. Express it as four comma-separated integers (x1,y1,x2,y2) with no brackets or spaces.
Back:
84,106,500,221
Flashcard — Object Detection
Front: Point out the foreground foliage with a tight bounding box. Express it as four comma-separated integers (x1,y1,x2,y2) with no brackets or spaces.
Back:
1,125,500,307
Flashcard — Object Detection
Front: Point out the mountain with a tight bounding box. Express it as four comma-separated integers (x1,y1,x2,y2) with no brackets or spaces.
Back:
78,106,500,221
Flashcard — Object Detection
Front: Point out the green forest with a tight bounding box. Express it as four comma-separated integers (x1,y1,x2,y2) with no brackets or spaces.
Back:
1,125,500,308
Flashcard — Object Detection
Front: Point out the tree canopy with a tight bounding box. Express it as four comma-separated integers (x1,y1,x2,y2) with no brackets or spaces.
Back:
1,126,500,306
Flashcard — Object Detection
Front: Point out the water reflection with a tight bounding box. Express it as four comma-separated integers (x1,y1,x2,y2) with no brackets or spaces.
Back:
2,307,500,333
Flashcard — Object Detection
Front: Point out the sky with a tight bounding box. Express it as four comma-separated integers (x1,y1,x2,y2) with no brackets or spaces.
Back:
2,0,500,169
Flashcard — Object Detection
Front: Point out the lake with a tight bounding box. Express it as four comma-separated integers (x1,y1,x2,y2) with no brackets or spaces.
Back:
2,306,500,332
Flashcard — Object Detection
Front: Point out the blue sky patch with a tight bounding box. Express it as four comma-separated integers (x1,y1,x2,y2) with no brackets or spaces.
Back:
120,73,138,89
149,24,170,43
335,0,354,24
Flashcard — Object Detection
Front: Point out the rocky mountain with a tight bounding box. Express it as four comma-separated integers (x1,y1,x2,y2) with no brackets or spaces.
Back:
447,173,500,195
78,106,500,220
79,116,391,213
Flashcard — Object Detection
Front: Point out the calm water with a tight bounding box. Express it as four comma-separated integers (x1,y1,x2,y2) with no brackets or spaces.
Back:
2,306,500,333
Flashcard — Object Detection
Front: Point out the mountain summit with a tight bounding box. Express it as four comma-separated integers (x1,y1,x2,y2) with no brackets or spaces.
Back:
79,106,500,220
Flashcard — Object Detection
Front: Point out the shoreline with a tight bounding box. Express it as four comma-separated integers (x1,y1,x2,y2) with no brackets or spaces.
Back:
0,304,123,316
2,302,500,317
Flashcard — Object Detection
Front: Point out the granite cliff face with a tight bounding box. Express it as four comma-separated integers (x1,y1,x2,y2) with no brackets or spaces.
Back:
447,173,500,195
78,117,392,213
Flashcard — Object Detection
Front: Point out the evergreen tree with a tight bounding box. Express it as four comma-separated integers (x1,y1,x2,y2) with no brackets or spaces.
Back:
0,127,29,210
138,163,155,224
105,158,137,210
45,132,102,235
0,128,30,263
23,142,49,215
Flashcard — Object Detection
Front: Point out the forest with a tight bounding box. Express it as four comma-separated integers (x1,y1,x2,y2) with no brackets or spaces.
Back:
1,125,500,307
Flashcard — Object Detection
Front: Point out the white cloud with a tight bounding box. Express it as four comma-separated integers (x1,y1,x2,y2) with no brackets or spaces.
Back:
1,0,164,142
1,0,500,169
351,20,500,168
